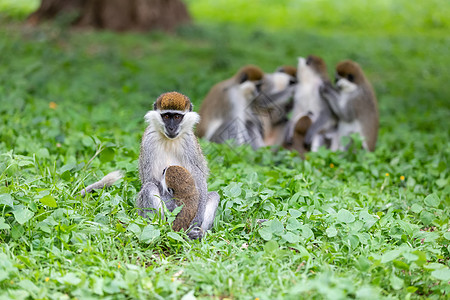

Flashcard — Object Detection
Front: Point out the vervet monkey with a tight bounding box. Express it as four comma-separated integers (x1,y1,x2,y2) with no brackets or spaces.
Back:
196,65,266,149
320,60,379,151
138,91,220,239
162,166,199,232
254,66,297,146
286,55,337,152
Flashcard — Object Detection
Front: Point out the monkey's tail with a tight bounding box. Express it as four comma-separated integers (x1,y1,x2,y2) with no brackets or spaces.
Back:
80,170,124,197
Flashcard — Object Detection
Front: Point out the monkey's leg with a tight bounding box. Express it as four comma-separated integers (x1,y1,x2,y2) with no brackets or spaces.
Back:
136,182,165,219
310,135,326,152
187,191,220,240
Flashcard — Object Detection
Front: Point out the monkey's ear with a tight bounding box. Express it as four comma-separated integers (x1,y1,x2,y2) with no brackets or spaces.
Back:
189,103,193,112
153,102,157,110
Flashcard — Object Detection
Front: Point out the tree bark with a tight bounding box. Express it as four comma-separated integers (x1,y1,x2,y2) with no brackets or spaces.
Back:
27,0,191,32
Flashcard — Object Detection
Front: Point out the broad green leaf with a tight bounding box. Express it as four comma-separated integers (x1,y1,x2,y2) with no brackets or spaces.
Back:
412,251,427,266
282,232,300,244
410,203,423,213
381,249,402,263
139,225,160,243
264,240,278,253
259,226,273,241
0,194,14,207
419,210,435,226
56,273,81,285
390,274,403,290
127,224,141,236
424,193,440,208
39,195,57,208
337,209,355,223
167,232,184,242
431,268,450,281
443,232,450,240
286,217,301,231
13,206,34,225
300,225,314,240
99,147,115,163
393,260,409,270
326,226,337,237
289,209,302,218
181,290,197,300
0,217,10,230
268,219,284,236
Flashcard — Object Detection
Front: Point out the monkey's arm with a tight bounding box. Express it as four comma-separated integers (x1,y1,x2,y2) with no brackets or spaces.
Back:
136,181,175,219
303,109,332,147
320,84,355,122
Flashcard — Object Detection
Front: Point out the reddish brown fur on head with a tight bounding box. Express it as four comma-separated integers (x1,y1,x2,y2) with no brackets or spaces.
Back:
336,60,366,85
154,91,192,111
306,55,329,81
277,65,297,78
236,65,264,83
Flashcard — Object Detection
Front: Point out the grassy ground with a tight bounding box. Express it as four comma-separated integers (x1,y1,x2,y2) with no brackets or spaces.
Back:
0,1,449,299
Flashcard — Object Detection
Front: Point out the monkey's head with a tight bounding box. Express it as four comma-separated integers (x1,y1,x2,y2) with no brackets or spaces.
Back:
335,60,365,92
276,65,298,83
236,65,264,84
145,92,200,139
234,65,265,102
297,55,329,83
162,165,196,195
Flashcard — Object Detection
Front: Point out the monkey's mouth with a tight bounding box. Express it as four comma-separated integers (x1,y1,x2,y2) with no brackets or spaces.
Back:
165,132,179,139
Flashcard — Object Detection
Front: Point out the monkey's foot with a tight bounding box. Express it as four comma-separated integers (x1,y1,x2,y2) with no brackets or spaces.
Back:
187,226,204,240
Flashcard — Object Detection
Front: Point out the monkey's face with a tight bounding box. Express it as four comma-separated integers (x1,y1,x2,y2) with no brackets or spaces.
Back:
335,60,364,92
161,112,185,139
239,81,259,102
297,55,329,84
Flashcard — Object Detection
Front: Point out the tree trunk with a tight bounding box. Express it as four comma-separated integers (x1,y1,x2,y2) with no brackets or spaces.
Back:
27,0,191,32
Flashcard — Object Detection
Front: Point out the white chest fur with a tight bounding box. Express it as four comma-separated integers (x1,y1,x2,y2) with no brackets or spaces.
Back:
150,135,186,181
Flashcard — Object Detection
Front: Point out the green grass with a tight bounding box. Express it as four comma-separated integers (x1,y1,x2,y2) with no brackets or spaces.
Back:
0,0,449,299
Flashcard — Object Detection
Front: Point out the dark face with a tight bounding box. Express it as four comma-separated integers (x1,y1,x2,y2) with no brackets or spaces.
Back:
161,112,184,138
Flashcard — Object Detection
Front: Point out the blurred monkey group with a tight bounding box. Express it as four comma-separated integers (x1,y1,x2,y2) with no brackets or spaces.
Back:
196,56,379,156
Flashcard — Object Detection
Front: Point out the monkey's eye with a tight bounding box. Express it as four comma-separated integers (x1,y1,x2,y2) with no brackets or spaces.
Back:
173,114,182,120
347,74,354,82
163,114,170,120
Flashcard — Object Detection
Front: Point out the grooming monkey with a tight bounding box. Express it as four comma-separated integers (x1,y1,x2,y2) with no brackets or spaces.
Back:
254,65,297,146
286,55,337,152
137,91,220,239
162,166,199,232
320,60,379,151
196,65,265,149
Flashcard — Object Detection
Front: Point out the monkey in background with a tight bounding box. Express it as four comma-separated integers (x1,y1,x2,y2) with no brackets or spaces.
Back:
196,65,266,149
253,65,297,146
285,55,337,154
137,91,219,239
162,166,199,232
320,60,379,151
